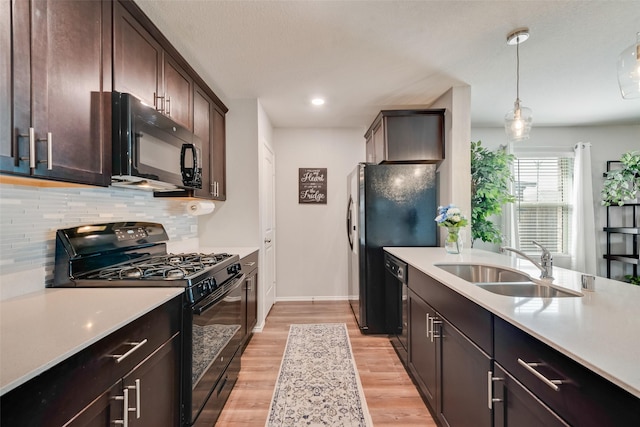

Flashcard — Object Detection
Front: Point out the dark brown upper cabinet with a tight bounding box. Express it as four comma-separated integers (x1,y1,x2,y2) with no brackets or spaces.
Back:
192,84,226,201
113,0,193,131
113,0,227,200
1,0,112,186
364,109,445,164
113,1,162,109
0,0,11,166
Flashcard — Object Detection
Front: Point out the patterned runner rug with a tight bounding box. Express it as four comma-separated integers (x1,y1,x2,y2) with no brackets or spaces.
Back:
266,323,373,427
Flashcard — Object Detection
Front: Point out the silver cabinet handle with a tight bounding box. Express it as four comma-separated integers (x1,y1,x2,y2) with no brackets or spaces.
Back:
425,313,430,339
154,93,165,112
18,128,35,167
166,96,171,115
110,339,148,363
487,371,504,409
126,379,141,419
29,127,35,168
35,132,52,169
210,182,215,196
45,132,52,170
264,238,271,244
244,261,256,267
430,318,442,342
113,388,130,427
517,358,564,391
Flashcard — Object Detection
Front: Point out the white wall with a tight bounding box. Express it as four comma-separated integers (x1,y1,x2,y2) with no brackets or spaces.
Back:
273,128,364,300
198,99,261,247
471,125,640,278
430,86,472,248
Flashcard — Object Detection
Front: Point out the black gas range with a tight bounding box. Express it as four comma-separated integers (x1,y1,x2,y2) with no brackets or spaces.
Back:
51,221,245,426
53,222,240,303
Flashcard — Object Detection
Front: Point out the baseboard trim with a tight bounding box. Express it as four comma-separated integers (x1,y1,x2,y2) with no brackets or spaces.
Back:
275,296,350,302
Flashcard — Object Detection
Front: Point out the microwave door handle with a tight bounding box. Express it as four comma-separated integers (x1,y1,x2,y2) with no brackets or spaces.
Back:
180,143,196,180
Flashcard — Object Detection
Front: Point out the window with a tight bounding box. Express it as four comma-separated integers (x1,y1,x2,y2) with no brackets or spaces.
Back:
513,154,574,255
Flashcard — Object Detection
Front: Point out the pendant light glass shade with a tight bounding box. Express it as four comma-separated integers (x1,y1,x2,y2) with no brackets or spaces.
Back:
617,32,640,99
505,99,533,141
505,28,532,142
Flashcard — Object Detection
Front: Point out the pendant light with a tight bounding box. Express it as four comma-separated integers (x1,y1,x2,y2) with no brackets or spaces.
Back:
617,32,640,99
504,28,532,142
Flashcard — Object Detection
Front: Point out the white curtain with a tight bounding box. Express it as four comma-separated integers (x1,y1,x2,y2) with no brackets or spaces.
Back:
570,142,597,275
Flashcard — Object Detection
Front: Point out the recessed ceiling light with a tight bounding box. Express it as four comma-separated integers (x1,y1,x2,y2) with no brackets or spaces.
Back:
311,98,325,106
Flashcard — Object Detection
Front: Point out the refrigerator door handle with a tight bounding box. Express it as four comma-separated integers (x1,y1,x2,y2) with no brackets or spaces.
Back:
346,195,354,250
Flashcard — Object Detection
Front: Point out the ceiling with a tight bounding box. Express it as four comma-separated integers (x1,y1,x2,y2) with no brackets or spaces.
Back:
136,0,640,130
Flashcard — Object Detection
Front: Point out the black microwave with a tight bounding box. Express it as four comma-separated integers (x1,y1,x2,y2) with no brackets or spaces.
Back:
111,92,202,192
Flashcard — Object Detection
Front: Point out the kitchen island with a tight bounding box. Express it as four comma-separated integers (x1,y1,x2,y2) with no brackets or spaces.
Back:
385,247,640,426
385,247,640,397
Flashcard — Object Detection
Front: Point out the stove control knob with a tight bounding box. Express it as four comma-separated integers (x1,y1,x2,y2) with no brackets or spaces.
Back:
228,263,241,275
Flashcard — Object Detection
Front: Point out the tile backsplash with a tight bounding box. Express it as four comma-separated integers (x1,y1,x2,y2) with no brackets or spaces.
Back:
0,182,198,292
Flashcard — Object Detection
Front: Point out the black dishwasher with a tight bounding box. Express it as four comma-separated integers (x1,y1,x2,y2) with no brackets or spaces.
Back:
384,252,408,367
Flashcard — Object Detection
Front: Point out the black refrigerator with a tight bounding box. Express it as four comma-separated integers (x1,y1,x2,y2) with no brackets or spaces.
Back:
347,163,438,334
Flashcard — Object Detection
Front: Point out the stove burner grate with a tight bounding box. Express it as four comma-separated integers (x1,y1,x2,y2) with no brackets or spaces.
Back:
91,253,233,281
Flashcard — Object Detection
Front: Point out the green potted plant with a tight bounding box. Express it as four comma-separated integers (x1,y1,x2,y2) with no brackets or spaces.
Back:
624,275,640,286
471,140,515,247
601,151,640,206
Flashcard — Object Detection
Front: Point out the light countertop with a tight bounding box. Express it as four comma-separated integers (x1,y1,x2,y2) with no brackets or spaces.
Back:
199,246,259,260
384,247,640,399
0,287,184,396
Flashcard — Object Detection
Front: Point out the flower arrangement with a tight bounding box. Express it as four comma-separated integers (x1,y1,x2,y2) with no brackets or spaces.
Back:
435,204,468,229
435,205,468,254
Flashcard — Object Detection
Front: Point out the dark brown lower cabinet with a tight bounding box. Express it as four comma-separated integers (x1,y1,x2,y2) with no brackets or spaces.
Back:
492,363,569,427
495,316,640,427
408,290,438,409
242,250,258,344
0,296,182,427
407,288,491,427
65,333,180,427
438,318,491,427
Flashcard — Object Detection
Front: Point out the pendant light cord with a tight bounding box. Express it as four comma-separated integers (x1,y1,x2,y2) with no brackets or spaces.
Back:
516,35,520,101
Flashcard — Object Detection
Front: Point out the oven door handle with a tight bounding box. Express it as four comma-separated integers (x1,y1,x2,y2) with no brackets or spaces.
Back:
192,273,246,315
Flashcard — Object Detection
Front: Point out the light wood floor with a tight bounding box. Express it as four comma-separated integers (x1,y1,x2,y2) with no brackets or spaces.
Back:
216,301,436,426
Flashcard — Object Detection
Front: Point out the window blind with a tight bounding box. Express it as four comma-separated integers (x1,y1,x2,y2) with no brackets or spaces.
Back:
513,157,574,254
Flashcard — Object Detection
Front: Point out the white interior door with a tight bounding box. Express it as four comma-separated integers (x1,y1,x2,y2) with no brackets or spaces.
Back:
261,141,276,318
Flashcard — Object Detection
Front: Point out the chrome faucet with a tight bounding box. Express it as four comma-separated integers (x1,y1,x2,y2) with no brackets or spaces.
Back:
499,240,553,280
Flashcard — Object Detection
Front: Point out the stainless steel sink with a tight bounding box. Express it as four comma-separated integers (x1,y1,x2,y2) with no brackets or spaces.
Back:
476,282,579,298
435,263,531,283
435,263,582,298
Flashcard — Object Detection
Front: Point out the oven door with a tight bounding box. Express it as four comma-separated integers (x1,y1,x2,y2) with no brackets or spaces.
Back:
189,273,245,423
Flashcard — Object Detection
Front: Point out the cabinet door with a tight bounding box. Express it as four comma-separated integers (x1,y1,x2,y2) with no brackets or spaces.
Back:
164,55,193,130
0,0,13,171
113,0,162,109
493,363,569,427
372,120,385,164
365,132,374,163
211,108,226,200
385,113,444,162
63,380,123,427
408,291,438,409
124,333,181,427
438,318,492,427
193,84,213,199
9,0,111,186
2,0,30,176
246,270,258,333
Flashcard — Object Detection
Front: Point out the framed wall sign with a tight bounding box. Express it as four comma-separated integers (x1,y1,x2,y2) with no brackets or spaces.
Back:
298,168,327,204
